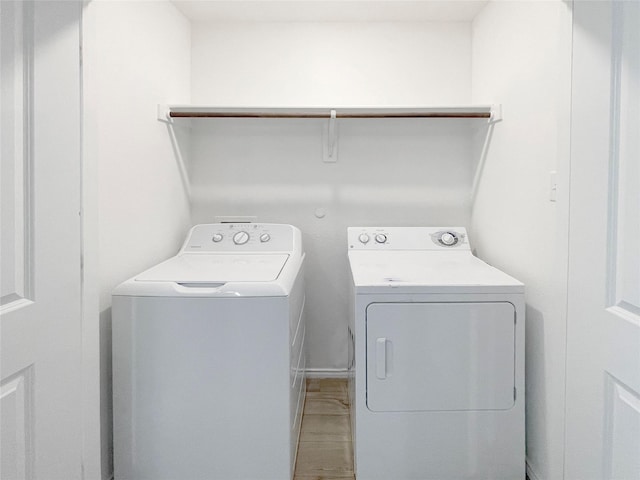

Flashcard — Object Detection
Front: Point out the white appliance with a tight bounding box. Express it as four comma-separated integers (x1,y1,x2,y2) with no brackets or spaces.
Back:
347,227,525,480
112,223,306,480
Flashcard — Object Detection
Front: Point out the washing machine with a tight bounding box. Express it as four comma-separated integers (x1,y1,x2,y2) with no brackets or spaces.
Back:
112,223,306,480
347,226,525,480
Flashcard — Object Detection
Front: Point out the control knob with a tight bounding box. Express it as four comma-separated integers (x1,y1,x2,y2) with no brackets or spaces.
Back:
375,233,387,244
358,234,370,244
440,232,457,246
211,233,223,243
260,233,271,243
233,231,250,245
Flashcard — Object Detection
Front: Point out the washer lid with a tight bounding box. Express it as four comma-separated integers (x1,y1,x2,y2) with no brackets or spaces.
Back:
135,253,289,283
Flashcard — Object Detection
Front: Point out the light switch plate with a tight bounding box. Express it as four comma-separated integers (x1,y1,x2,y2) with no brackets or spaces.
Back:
549,171,558,202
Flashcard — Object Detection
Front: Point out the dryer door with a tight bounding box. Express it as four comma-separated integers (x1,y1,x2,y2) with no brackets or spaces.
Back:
366,302,515,412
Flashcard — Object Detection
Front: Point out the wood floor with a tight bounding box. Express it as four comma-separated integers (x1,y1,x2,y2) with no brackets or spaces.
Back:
294,378,354,480
294,379,530,480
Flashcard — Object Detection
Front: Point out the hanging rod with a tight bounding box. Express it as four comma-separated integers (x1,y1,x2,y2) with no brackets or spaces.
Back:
159,105,500,122
168,111,491,119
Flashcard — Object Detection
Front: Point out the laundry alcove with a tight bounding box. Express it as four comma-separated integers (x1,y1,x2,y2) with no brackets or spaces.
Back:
85,2,573,480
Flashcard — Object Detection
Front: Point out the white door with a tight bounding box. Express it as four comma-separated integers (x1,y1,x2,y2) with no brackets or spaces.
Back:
565,1,640,479
1,2,83,479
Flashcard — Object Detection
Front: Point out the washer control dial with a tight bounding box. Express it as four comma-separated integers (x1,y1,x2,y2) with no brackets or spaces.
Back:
260,233,271,243
233,231,250,245
439,232,458,246
211,233,223,243
359,233,370,244
375,233,388,244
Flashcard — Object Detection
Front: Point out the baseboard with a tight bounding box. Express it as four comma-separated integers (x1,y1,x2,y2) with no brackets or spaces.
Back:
305,368,349,379
526,459,540,480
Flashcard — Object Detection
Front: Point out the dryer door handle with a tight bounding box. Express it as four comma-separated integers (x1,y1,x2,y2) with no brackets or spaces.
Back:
376,338,388,379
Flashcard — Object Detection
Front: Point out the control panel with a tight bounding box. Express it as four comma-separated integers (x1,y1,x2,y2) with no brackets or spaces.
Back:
180,223,295,253
348,227,469,250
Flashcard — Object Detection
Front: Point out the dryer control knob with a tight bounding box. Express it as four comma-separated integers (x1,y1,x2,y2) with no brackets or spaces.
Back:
260,233,271,243
440,232,457,246
359,234,370,244
375,234,387,244
212,233,223,243
233,231,250,245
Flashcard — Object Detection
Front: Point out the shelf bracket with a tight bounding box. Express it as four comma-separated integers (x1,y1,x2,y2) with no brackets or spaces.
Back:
157,104,172,123
323,109,338,163
489,104,503,124
470,117,497,202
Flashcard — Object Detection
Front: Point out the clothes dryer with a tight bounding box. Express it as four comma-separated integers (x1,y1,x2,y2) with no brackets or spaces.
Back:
347,226,525,480
112,223,306,480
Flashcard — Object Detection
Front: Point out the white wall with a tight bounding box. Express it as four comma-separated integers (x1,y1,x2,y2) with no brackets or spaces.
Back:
188,21,476,372
83,1,191,477
470,2,572,479
191,22,471,105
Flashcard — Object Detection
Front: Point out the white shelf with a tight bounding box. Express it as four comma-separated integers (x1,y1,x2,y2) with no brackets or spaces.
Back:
158,105,501,121
158,104,502,163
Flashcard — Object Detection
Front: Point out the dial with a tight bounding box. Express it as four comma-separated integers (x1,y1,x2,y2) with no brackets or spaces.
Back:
358,233,370,244
375,233,387,244
260,233,271,243
233,231,250,245
440,232,457,246
211,233,223,243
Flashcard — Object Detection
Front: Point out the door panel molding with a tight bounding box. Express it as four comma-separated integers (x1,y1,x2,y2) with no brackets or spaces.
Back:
0,0,34,310
0,366,34,480
603,374,640,480
606,0,640,315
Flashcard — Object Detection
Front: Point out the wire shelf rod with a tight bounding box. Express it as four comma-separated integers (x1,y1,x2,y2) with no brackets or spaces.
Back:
167,110,491,119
